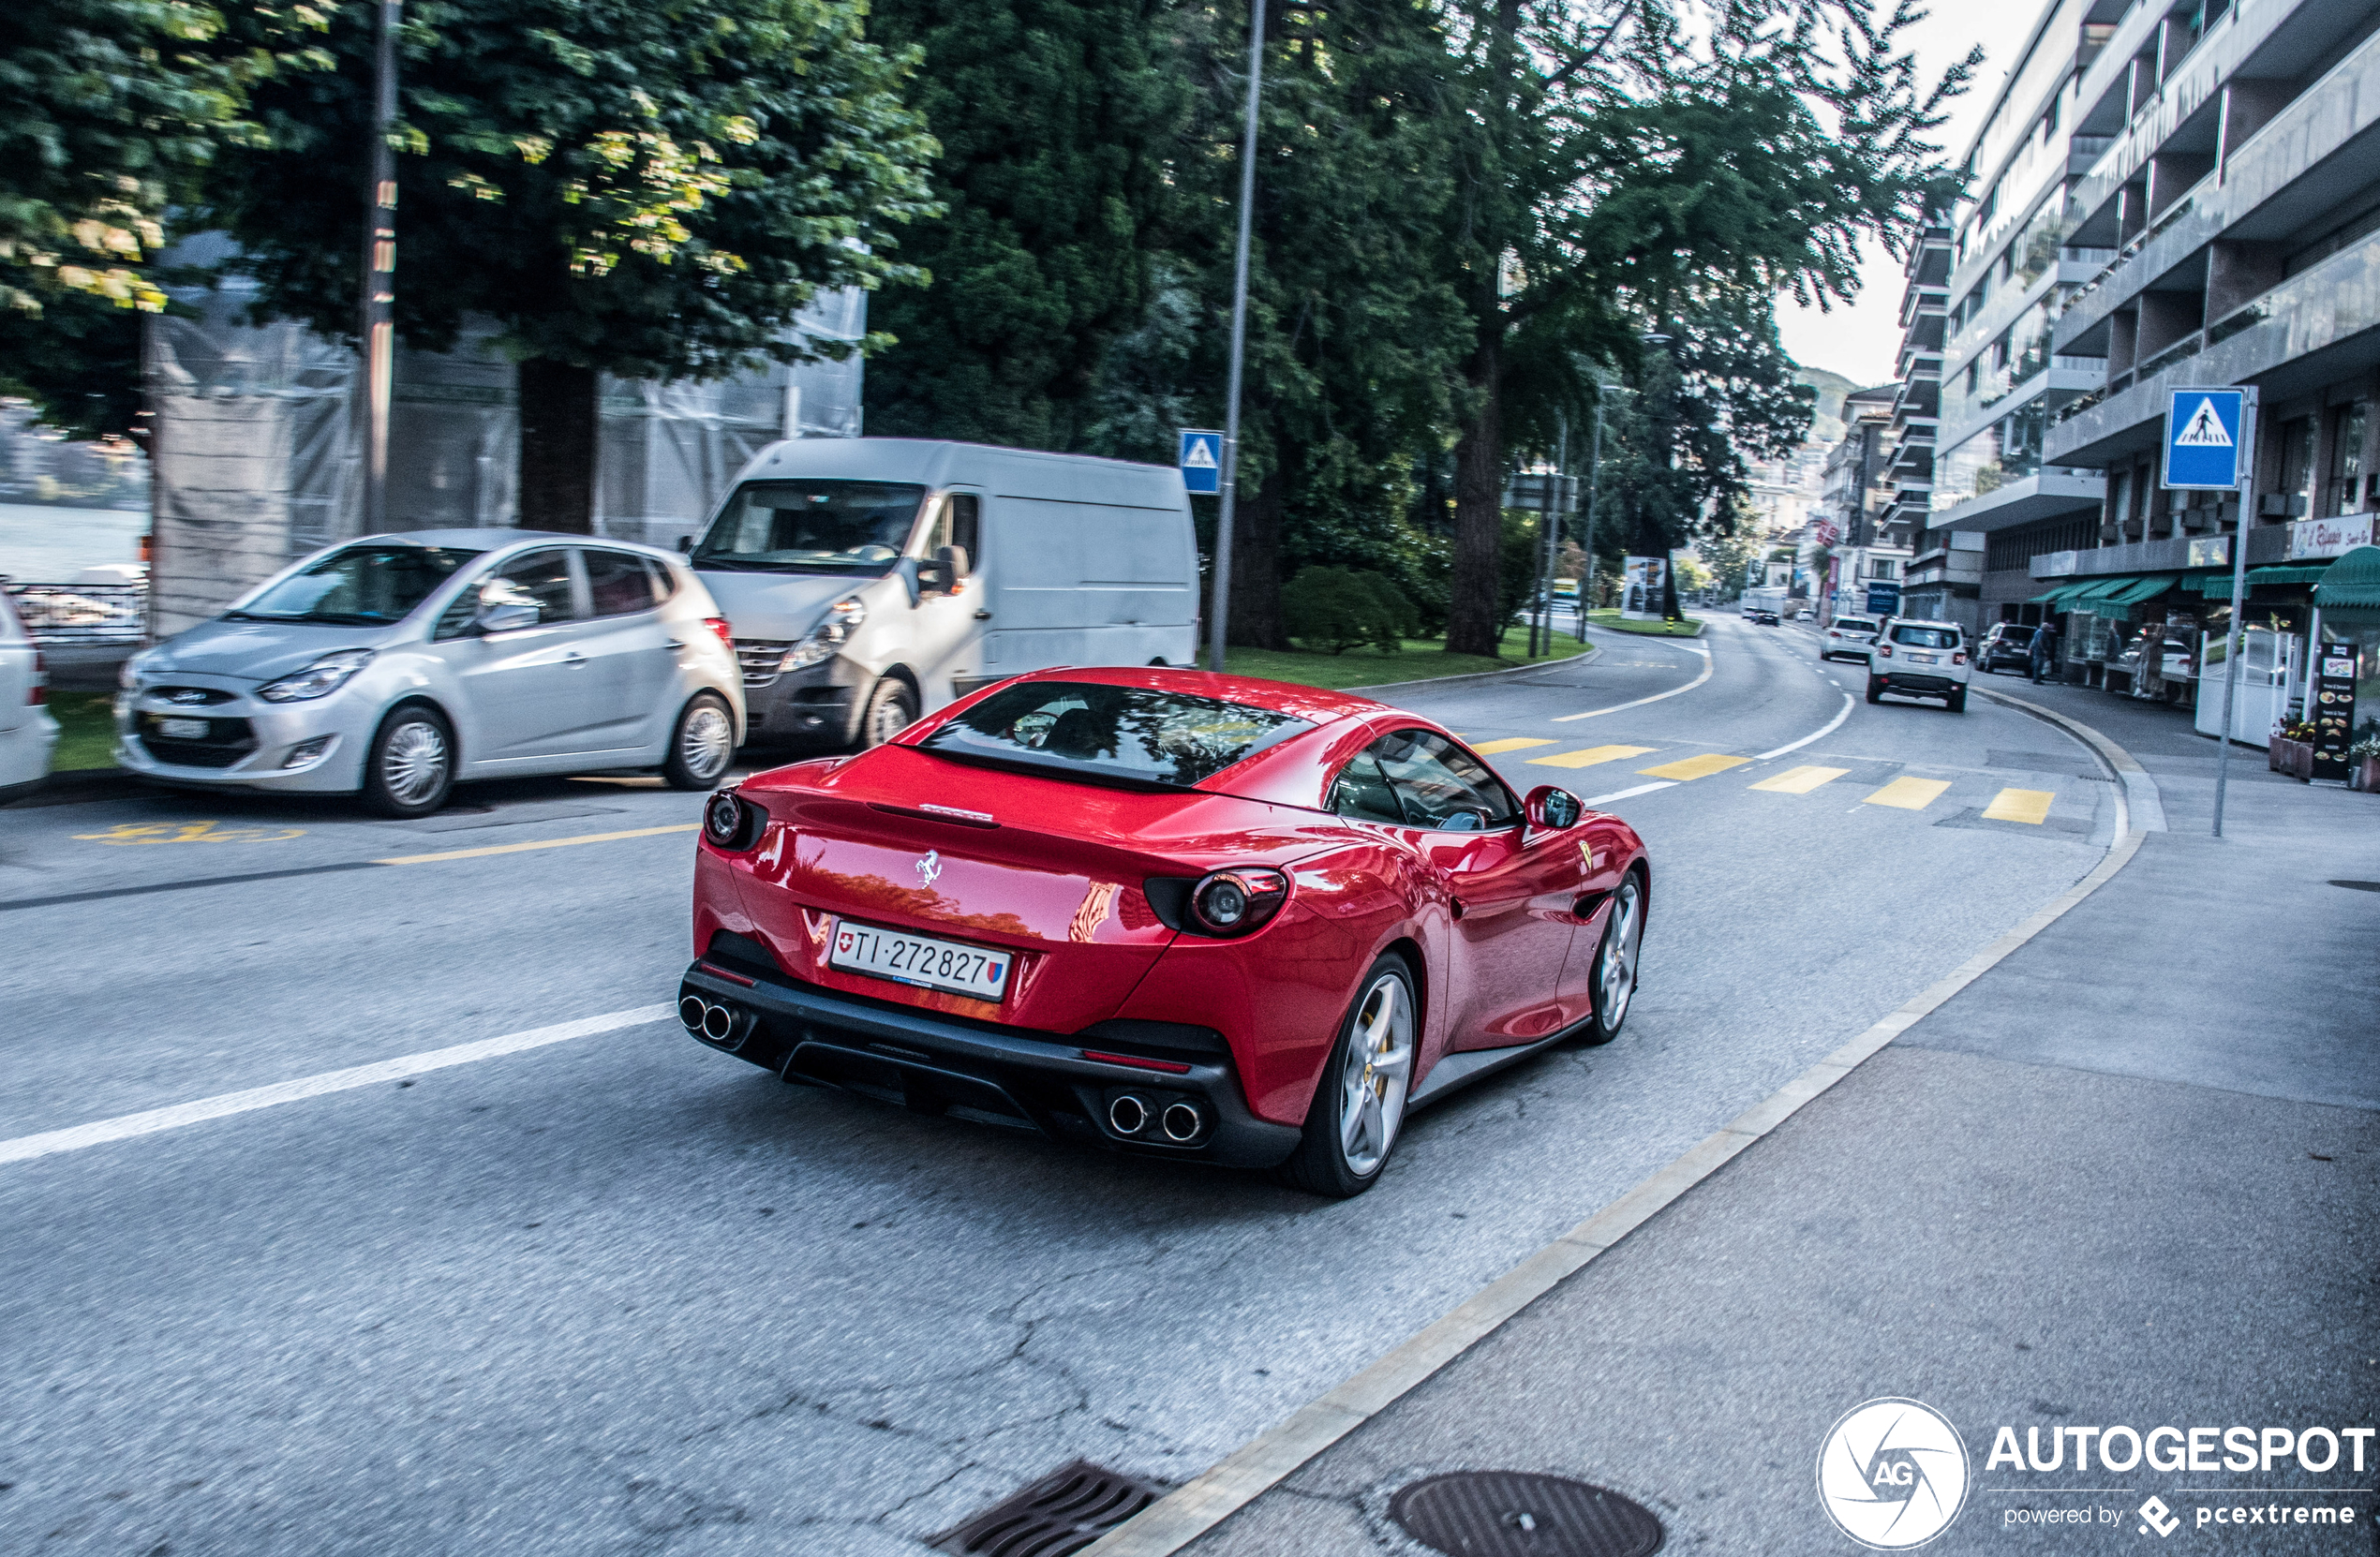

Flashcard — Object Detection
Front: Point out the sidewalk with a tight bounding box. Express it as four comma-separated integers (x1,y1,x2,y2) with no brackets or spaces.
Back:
1171,705,2379,1552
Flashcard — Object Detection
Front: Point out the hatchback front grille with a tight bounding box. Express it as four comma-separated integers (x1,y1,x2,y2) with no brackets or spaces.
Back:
734,639,793,688
138,713,258,768
150,685,237,706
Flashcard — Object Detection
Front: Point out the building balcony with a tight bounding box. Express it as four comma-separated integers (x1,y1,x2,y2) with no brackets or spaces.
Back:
1931,470,2106,535
2047,229,2380,467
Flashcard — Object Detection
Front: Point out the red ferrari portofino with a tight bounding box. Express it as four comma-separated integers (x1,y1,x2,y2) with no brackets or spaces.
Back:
678,667,1649,1195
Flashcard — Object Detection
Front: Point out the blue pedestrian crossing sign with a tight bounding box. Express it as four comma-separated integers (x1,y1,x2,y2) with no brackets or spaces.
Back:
1179,429,1224,495
2163,388,2246,490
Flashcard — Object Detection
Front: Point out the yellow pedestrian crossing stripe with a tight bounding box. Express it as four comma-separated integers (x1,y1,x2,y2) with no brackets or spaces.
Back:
1982,787,2055,824
1527,744,1657,769
1863,777,1952,810
1638,752,1750,781
1749,764,1850,794
1469,736,1557,755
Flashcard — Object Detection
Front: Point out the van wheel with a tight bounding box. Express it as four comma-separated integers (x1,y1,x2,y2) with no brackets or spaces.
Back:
662,691,736,790
859,678,918,749
362,705,454,819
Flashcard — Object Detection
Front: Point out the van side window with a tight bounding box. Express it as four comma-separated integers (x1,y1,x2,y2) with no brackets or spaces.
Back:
948,494,979,571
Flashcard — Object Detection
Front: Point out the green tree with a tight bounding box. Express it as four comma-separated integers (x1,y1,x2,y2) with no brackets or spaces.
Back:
201,0,939,530
1433,0,1972,654
860,0,1187,449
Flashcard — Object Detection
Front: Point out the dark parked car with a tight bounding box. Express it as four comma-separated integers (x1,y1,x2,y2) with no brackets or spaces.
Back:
1978,622,2036,676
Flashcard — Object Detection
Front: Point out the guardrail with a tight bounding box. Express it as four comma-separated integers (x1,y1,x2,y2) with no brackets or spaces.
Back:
3,581,148,645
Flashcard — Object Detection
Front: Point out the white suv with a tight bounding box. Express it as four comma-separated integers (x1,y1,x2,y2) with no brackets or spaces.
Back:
0,590,60,802
1863,618,1971,712
1822,614,1881,661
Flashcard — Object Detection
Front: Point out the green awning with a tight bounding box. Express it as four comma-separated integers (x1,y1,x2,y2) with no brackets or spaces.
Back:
2244,563,2330,587
2313,545,2380,609
2064,578,2132,608
2106,573,2179,604
2029,581,2090,605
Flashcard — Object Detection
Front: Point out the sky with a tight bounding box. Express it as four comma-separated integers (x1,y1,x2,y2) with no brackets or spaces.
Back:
1774,2,2045,390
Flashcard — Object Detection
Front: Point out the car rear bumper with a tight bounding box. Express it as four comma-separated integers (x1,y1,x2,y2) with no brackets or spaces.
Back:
1870,672,1964,694
677,954,1302,1169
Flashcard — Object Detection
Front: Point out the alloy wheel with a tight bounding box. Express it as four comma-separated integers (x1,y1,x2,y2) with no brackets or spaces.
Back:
1598,875,1642,1029
381,719,450,806
679,703,734,783
1337,971,1413,1176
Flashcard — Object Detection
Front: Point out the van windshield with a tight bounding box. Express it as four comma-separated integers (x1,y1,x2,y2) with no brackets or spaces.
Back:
693,481,928,575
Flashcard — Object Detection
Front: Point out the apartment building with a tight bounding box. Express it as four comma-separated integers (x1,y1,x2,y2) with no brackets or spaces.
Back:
1811,385,1912,620
1880,222,1951,617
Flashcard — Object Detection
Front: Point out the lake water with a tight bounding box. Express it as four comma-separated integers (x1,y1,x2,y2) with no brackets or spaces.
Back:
0,504,148,582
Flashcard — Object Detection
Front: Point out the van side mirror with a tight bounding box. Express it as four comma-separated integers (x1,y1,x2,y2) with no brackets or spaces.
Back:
917,544,967,596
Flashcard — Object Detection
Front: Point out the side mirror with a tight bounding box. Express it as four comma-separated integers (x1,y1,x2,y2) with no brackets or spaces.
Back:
1525,785,1583,831
917,545,967,596
676,536,692,554
476,601,540,635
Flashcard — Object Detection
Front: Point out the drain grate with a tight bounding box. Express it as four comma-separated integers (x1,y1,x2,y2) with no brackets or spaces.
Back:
1391,1471,1663,1557
932,1460,1157,1557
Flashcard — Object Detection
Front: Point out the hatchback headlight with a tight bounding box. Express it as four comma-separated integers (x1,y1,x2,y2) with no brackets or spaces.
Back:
259,648,375,702
780,598,868,672
120,646,168,690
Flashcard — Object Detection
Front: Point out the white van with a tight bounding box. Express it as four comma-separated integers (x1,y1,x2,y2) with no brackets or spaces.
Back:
687,439,1199,748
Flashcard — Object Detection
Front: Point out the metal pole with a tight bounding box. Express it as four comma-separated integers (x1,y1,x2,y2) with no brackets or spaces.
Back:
1541,413,1568,654
1205,0,1266,673
358,0,400,536
1578,401,1604,639
2211,389,2258,838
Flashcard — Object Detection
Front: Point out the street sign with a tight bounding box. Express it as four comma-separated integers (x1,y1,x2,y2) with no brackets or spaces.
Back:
1178,429,1223,495
2163,388,2246,489
1866,581,1901,615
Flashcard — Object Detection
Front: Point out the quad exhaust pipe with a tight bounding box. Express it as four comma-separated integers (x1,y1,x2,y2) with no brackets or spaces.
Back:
1106,1092,1208,1144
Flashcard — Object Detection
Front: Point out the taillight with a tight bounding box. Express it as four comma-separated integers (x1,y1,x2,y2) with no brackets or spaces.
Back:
1877,644,1893,657
1953,651,1969,665
703,789,766,851
29,647,46,704
1188,867,1288,936
705,615,736,649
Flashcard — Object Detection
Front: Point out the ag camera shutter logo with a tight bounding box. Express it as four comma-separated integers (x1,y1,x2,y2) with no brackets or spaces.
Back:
1817,1398,1971,1549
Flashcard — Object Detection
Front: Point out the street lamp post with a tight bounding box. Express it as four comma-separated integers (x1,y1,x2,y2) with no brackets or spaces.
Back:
358,0,401,537
1205,0,1268,673
1578,397,1606,638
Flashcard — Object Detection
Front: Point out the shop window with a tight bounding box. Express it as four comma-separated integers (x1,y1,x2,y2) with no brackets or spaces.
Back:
2276,418,2315,519
2326,401,2368,516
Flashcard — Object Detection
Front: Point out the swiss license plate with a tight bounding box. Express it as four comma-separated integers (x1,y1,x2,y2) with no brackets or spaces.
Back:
1907,653,1937,665
156,718,210,739
828,919,1010,1000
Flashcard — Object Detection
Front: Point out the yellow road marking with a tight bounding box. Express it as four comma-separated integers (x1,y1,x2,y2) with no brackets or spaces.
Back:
76,821,305,845
1749,764,1850,794
1638,752,1749,781
1863,777,1952,810
1469,737,1556,755
376,823,698,866
1526,744,1657,769
1982,787,2055,824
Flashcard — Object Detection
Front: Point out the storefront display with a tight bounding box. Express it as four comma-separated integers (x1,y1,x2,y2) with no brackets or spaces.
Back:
2312,643,2358,781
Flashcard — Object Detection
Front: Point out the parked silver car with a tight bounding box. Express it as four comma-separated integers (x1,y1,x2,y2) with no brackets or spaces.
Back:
114,531,744,817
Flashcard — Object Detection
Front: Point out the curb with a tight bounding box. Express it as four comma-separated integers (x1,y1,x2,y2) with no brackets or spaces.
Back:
1971,684,2167,833
1343,640,1600,696
1583,615,1705,638
1083,711,2152,1557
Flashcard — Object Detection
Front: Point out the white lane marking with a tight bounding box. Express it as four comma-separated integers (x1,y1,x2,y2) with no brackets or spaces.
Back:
1579,780,1676,807
1754,692,1855,761
0,1005,673,1166
1552,648,1715,722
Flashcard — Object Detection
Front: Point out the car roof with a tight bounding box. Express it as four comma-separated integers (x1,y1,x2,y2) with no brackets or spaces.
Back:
347,529,683,560
937,664,1391,726
1886,617,1962,630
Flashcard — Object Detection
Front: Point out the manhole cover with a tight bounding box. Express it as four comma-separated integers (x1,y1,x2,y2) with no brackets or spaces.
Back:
1391,1471,1663,1557
932,1459,1155,1557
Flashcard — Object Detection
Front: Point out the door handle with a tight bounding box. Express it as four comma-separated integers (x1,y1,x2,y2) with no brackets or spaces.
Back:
562,651,588,667
973,609,993,620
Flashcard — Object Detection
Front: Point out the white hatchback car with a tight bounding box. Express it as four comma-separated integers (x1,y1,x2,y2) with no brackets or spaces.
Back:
115,531,745,817
1862,617,1971,712
1821,614,1881,661
0,589,61,802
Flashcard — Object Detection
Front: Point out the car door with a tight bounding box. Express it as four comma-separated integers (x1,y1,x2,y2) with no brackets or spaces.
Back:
1364,730,1582,1050
571,545,681,756
904,490,985,704
438,547,608,766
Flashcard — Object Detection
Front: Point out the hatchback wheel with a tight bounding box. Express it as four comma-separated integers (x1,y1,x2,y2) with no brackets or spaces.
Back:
362,705,454,819
662,691,736,790
1278,956,1416,1198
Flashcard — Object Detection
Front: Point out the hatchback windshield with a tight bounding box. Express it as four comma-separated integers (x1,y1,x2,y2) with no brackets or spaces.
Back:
920,681,1314,789
693,481,928,575
1891,625,1961,649
231,544,482,626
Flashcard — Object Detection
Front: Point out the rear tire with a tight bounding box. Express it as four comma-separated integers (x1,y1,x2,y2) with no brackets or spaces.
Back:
1947,688,1968,713
1865,676,1883,704
1578,870,1644,1045
858,677,918,749
361,704,454,819
662,691,736,790
1277,956,1417,1199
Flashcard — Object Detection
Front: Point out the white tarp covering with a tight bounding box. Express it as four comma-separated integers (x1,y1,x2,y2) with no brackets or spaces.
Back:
147,252,865,636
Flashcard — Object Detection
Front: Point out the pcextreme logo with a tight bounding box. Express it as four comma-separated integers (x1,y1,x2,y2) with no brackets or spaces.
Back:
1818,1398,1972,1549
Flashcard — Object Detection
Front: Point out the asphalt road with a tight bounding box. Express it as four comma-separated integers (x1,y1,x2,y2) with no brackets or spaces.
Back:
0,616,2121,1556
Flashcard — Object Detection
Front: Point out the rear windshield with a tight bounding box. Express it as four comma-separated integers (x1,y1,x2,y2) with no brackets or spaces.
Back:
693,481,927,575
231,544,482,626
920,681,1314,789
1891,625,1961,648
1833,618,1877,632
